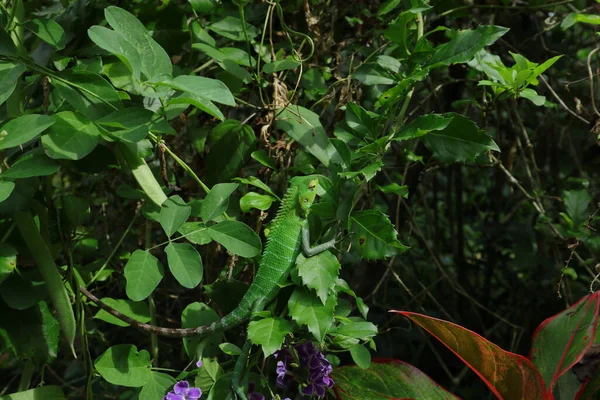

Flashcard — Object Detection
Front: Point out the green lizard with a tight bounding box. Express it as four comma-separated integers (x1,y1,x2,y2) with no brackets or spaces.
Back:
80,175,336,337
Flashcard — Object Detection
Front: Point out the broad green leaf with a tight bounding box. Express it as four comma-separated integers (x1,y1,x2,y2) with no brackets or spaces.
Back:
353,63,396,86
336,279,369,319
104,6,172,81
288,288,336,342
208,16,260,41
189,0,217,13
0,243,16,285
0,181,15,204
88,26,141,81
0,270,47,310
349,344,371,369
219,342,242,355
247,317,294,357
349,210,407,260
201,183,238,222
159,195,192,237
564,189,591,227
0,300,59,364
53,71,122,119
117,142,167,207
519,88,546,106
1,150,60,179
233,176,280,199
167,95,224,120
207,221,261,258
531,292,599,392
383,13,415,55
331,359,459,400
394,113,454,141
378,0,402,15
296,251,340,304
205,120,255,185
339,161,383,182
23,18,66,49
124,250,164,301
182,302,220,358
195,358,223,393
239,192,275,213
420,114,500,163
161,75,235,106
41,111,101,160
276,106,343,167
139,372,176,400
0,114,55,150
94,344,153,387
0,62,26,106
165,243,203,289
0,386,65,400
394,311,547,400
251,149,276,169
377,183,408,198
263,58,300,74
334,320,378,340
62,195,90,227
427,26,509,68
178,222,212,245
345,103,376,140
561,13,600,30
94,298,151,327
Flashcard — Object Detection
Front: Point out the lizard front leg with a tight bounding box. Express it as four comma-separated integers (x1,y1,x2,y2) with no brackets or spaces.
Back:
301,220,337,257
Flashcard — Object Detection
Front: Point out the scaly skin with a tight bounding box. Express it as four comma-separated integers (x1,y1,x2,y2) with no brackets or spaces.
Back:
80,176,322,338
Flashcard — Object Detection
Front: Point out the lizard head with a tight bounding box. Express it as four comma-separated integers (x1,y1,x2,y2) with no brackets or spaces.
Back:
297,178,319,218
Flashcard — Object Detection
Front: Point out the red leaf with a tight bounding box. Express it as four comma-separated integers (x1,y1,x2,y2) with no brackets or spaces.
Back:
332,358,459,400
392,311,549,400
530,292,600,395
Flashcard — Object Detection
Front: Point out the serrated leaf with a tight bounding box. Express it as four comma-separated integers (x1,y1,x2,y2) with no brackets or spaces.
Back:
288,288,336,342
124,250,164,301
296,251,340,304
0,114,55,150
239,192,275,213
349,210,407,260
165,243,203,289
94,344,152,387
247,317,294,357
159,195,192,237
41,111,101,160
207,221,261,258
201,183,238,222
420,114,500,163
94,298,151,327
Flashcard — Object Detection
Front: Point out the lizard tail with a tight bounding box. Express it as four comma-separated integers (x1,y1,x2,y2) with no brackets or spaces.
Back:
79,286,231,338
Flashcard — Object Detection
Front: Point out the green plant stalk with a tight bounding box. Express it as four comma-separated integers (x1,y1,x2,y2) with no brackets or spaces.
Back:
146,219,159,365
14,211,77,358
17,360,33,391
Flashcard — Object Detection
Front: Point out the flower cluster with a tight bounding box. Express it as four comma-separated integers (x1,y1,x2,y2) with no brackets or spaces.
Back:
163,381,202,400
274,342,334,398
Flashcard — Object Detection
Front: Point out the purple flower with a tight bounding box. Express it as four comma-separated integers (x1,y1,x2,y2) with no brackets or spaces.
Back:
163,381,202,400
196,359,203,368
295,342,334,398
247,381,266,400
276,361,287,388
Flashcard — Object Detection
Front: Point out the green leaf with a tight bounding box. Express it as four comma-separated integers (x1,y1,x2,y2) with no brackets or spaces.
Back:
182,302,220,358
117,142,168,207
519,88,546,106
23,18,66,49
0,62,26,106
288,288,336,342
336,279,369,319
349,344,371,369
564,190,591,227
104,6,172,81
201,183,238,222
353,63,396,86
219,342,242,355
247,317,294,357
208,16,260,41
250,149,276,169
263,58,301,74
420,114,500,163
205,120,255,185
240,192,275,213
276,106,343,167
331,359,460,400
378,0,402,15
189,0,217,14
2,150,60,179
561,13,600,29
178,222,212,245
165,243,203,289
427,25,509,68
62,195,90,226
296,251,341,304
161,75,236,106
208,221,261,258
233,176,280,199
349,210,407,260
94,298,151,327
0,114,55,150
88,26,141,82
394,113,454,141
0,244,16,285
345,103,376,140
124,250,164,301
377,183,408,198
335,320,378,339
0,270,47,310
41,111,101,160
0,181,15,204
139,372,176,400
195,358,223,393
0,386,65,400
167,95,224,120
94,344,153,387
159,195,191,237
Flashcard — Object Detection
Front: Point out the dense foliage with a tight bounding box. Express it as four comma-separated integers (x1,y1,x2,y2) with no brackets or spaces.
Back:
0,0,599,399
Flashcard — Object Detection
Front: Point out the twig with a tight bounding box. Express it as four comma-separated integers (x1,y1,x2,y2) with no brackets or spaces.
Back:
539,75,590,124
587,47,600,117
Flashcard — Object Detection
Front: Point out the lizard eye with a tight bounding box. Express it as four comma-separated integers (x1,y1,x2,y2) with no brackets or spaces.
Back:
303,198,309,203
